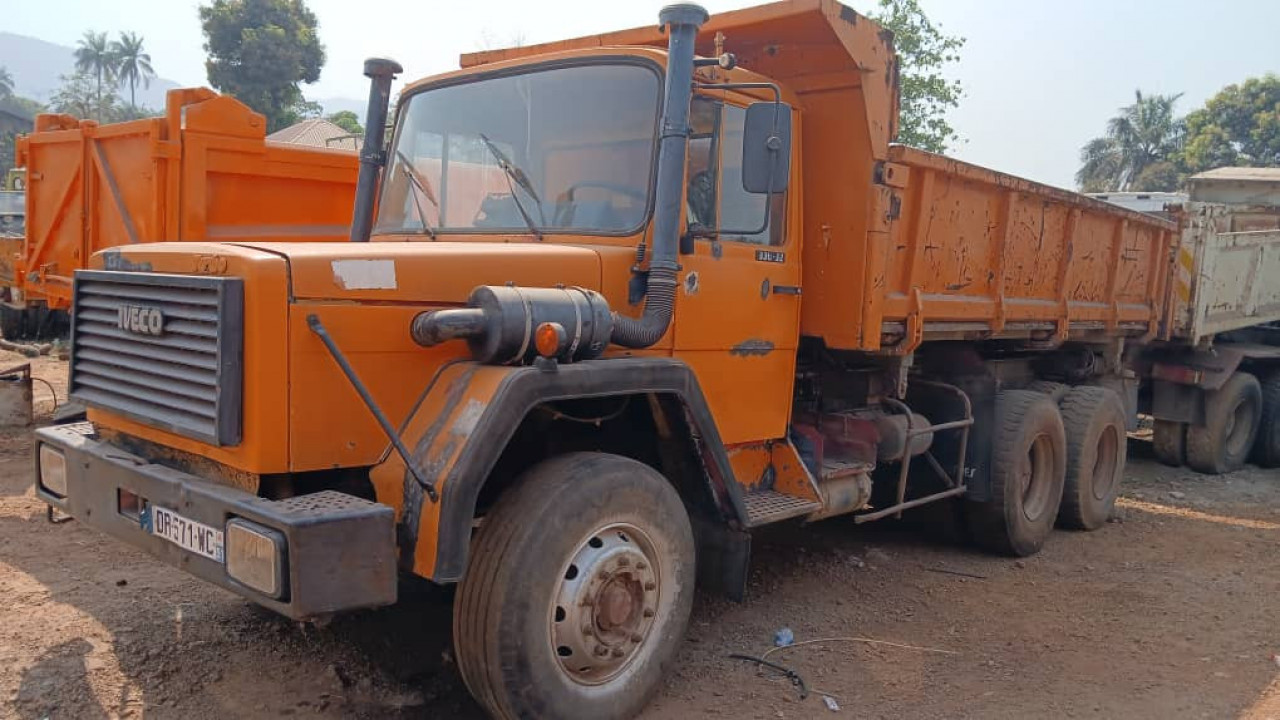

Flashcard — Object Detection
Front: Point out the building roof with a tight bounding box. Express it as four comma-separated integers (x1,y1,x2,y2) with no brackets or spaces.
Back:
0,98,36,125
1190,167,1280,183
267,118,360,151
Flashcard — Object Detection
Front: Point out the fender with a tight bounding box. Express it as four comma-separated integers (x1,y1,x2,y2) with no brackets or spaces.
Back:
368,356,750,582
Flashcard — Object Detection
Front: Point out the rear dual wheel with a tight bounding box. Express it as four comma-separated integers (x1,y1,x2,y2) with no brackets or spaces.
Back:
1186,372,1261,474
1251,373,1280,468
454,452,695,720
969,390,1067,556
1056,387,1126,530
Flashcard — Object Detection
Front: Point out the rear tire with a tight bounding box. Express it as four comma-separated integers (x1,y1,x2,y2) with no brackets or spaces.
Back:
1251,373,1280,468
968,390,1067,557
1186,372,1261,474
454,452,695,720
1152,420,1186,467
1057,387,1126,530
1025,380,1070,403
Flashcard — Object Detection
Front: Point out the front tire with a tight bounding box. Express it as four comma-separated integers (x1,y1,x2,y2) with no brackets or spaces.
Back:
968,390,1067,556
454,452,696,720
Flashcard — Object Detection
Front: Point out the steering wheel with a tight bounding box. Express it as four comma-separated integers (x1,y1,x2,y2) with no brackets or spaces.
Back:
554,181,647,227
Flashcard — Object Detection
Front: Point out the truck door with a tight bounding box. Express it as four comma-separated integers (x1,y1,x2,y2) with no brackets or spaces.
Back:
673,97,800,446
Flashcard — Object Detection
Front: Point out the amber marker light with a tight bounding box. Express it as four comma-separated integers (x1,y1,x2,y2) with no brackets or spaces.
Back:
535,322,568,359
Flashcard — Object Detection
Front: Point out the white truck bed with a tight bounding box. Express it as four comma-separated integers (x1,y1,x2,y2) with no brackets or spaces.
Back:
1169,194,1280,345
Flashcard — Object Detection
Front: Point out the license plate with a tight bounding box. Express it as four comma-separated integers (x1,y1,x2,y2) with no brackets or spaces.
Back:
147,505,225,563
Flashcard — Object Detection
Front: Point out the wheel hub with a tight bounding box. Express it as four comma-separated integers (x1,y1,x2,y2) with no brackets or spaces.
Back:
551,523,660,685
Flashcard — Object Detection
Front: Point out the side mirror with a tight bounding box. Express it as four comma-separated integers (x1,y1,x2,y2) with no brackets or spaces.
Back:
741,101,792,194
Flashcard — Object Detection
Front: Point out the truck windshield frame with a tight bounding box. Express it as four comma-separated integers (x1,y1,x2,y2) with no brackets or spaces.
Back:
373,58,663,238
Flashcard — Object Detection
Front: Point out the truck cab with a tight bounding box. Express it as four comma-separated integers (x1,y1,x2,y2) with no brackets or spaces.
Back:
32,3,1156,718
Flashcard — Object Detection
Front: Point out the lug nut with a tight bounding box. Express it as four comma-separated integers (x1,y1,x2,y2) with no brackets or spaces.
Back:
611,647,625,658
595,645,609,657
636,561,648,570
617,557,630,567
644,581,656,591
599,570,610,580
630,633,643,643
643,608,655,618
582,625,594,637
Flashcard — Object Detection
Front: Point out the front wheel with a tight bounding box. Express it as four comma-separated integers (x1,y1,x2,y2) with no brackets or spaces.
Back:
454,452,696,720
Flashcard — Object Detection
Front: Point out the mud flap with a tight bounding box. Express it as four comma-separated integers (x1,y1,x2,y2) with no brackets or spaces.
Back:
690,514,750,602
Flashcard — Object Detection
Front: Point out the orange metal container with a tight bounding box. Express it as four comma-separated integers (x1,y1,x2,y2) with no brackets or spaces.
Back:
12,88,358,309
868,146,1177,353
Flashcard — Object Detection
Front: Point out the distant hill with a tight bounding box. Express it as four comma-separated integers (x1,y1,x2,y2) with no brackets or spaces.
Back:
0,32,182,110
0,31,366,122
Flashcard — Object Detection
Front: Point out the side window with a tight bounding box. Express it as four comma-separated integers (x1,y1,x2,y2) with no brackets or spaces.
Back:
719,105,784,246
683,99,785,246
685,98,720,230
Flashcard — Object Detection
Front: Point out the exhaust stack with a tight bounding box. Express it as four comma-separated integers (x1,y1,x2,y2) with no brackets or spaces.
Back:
608,3,708,348
350,57,404,243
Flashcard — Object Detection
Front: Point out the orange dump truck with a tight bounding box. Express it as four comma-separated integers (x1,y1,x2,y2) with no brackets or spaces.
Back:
33,3,1174,718
7,88,357,315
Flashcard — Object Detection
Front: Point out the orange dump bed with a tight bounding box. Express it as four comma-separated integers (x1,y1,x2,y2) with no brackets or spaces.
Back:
12,88,358,309
867,146,1177,352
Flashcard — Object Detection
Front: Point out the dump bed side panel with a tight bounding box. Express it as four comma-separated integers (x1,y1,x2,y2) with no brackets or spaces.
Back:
1172,202,1280,343
14,91,359,309
178,134,357,245
867,146,1174,352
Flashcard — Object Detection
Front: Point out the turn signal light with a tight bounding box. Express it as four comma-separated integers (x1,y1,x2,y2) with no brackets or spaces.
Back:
535,321,568,359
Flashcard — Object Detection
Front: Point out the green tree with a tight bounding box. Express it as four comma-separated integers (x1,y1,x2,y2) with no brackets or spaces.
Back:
199,0,326,132
74,31,118,121
871,0,965,153
0,96,42,172
1076,91,1185,192
112,32,155,111
326,109,362,135
1181,74,1280,173
0,67,13,99
50,72,121,122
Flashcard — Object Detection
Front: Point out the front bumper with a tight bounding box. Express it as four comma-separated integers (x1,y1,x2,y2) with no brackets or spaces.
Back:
35,422,397,620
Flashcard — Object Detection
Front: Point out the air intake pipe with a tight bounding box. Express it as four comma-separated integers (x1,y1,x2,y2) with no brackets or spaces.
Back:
609,3,707,348
350,57,403,243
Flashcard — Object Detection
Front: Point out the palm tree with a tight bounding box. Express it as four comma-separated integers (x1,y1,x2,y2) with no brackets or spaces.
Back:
74,31,117,120
112,32,154,111
1077,91,1185,192
0,67,13,99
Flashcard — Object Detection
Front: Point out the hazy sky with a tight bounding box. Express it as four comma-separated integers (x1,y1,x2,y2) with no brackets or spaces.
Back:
6,0,1278,189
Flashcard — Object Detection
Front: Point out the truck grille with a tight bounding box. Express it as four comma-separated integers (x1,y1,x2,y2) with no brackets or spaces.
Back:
69,270,244,445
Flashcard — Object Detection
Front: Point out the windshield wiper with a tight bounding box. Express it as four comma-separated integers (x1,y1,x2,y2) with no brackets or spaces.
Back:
477,133,545,238
395,150,439,239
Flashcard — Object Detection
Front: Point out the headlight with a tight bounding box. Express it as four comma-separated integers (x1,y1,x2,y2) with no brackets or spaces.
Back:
38,444,67,497
225,519,287,599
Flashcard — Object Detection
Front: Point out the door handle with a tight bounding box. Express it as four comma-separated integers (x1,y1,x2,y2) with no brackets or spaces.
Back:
772,285,802,296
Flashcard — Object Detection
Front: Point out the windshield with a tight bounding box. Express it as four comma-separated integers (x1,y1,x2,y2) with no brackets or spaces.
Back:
375,63,661,236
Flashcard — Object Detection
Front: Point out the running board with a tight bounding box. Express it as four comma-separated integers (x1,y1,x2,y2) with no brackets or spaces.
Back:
742,490,822,527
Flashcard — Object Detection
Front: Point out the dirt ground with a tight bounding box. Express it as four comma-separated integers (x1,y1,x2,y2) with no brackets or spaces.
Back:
2,351,1279,720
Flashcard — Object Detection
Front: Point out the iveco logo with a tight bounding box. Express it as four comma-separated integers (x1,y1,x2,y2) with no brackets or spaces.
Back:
117,304,165,336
